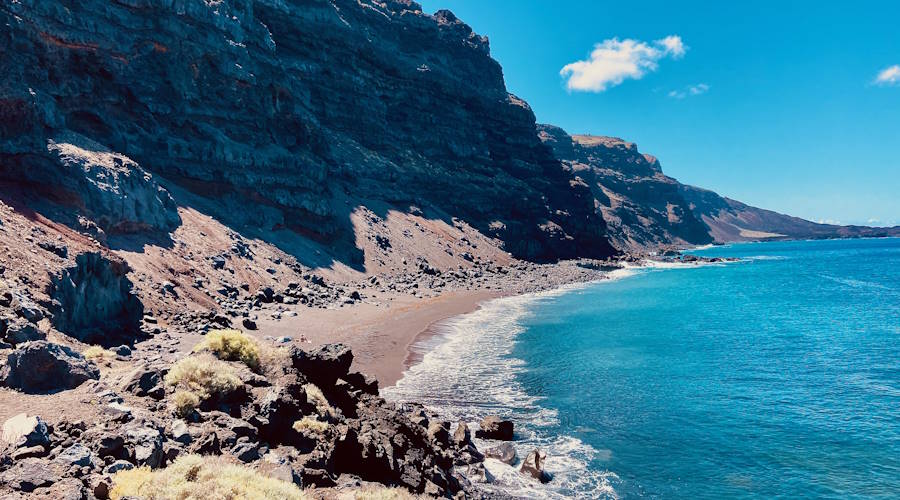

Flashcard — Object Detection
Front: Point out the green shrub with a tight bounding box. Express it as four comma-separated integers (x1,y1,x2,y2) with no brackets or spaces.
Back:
193,329,261,371
109,454,309,499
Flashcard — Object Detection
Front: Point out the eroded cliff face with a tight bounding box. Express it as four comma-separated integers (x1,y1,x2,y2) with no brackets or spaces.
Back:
538,125,712,251
538,125,900,249
0,0,613,263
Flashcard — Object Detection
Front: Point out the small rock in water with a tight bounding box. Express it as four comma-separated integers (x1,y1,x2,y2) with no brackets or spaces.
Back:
520,448,552,483
484,442,517,465
475,415,514,441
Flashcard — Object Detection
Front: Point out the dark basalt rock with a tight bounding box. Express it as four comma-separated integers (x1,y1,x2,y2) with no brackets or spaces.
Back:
0,0,615,263
0,341,99,393
49,252,144,347
475,416,514,441
1,316,45,345
291,343,354,387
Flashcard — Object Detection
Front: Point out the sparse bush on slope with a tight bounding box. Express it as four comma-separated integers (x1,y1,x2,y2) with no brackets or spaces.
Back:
109,454,309,500
164,355,242,416
193,329,261,371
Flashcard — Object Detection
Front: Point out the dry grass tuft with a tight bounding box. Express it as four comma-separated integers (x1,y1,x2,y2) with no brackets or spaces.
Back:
305,383,337,420
337,485,422,500
292,417,329,434
109,454,309,500
193,329,261,371
83,346,115,365
171,390,201,418
165,355,242,406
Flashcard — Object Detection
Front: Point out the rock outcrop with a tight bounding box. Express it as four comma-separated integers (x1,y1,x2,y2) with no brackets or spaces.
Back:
49,252,144,347
0,343,486,498
539,125,713,251
0,341,100,393
0,0,614,263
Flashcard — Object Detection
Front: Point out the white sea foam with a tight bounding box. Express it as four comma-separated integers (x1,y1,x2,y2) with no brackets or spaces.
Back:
382,277,632,499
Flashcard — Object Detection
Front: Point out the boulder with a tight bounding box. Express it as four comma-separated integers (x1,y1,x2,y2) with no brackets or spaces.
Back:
291,343,353,386
520,449,551,483
466,462,494,484
123,424,164,469
0,341,100,393
426,421,451,447
49,253,144,347
2,317,45,345
0,457,59,492
484,442,517,465
2,413,49,448
475,416,514,441
453,420,471,448
38,477,86,500
120,364,166,400
104,460,135,474
55,443,96,468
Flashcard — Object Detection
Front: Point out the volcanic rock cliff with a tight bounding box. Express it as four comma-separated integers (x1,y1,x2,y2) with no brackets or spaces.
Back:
539,125,900,251
539,124,713,251
0,0,613,264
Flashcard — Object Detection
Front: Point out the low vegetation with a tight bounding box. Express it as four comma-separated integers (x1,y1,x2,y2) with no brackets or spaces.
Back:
171,390,201,418
305,383,338,420
193,329,261,371
82,346,115,365
109,454,309,500
164,355,242,416
292,416,329,434
338,485,422,500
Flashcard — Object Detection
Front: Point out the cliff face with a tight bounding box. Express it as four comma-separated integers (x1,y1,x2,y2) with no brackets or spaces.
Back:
538,125,713,251
539,125,900,250
678,185,900,242
0,0,613,263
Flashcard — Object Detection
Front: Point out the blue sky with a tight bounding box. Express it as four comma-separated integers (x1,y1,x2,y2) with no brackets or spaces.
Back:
418,0,900,226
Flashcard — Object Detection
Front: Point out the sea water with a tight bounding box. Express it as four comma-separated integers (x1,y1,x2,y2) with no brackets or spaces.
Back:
383,238,900,499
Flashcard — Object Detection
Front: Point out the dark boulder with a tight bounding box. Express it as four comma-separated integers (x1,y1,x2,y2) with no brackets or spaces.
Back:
0,341,100,393
453,420,472,448
1,316,45,345
49,253,144,347
0,457,60,492
119,364,167,400
291,343,353,387
475,416,514,441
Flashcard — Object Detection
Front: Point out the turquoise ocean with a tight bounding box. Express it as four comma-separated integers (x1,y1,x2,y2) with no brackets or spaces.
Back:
383,238,900,499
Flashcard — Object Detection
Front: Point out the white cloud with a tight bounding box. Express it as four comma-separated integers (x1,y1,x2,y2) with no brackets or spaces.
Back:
689,83,709,95
560,35,687,92
875,65,900,85
668,83,709,99
657,35,686,59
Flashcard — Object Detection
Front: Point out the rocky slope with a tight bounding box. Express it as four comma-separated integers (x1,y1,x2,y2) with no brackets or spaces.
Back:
0,0,612,265
539,124,713,250
539,125,900,251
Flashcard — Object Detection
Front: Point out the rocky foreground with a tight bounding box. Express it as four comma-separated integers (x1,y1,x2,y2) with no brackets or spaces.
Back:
0,272,608,499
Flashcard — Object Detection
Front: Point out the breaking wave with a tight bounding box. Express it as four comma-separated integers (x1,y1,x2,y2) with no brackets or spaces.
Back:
382,279,630,499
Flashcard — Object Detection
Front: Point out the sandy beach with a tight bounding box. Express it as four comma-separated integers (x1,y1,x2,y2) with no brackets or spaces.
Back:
255,289,502,386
